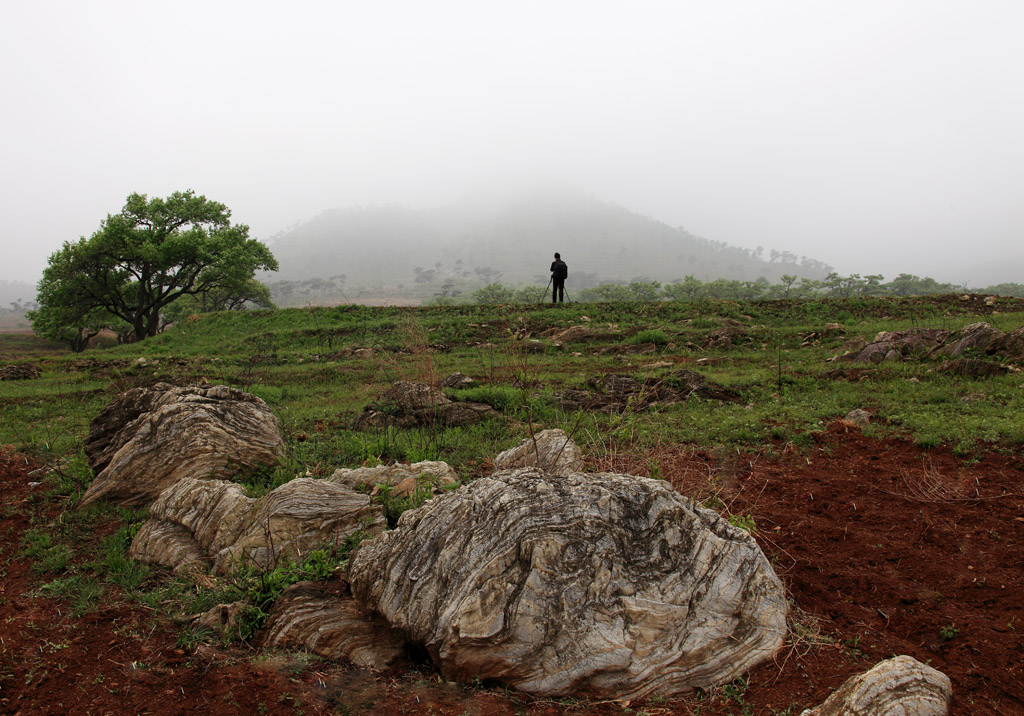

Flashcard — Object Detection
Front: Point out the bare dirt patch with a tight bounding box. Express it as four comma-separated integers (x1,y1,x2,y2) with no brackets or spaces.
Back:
1,433,1022,715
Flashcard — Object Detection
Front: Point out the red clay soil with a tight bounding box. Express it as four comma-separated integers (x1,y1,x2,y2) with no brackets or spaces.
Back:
1,430,1022,716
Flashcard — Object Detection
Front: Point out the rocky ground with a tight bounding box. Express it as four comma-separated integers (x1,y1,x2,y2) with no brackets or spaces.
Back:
1,425,1022,715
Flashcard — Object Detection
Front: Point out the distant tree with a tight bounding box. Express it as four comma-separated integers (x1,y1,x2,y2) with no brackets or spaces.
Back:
779,274,798,299
27,302,112,352
703,278,744,299
981,282,1024,298
413,268,437,284
663,275,704,301
862,274,885,295
740,277,770,300
792,277,819,297
31,190,277,342
885,273,922,296
162,278,276,325
436,280,461,298
472,283,516,305
628,281,662,301
577,283,634,302
513,285,547,303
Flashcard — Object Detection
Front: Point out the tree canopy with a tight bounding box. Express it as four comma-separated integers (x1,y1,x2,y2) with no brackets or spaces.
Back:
31,191,277,346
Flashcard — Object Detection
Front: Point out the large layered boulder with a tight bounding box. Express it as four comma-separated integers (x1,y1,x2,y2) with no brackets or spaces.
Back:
258,581,407,671
801,655,952,716
348,468,787,700
354,381,500,429
130,477,384,575
493,429,583,475
80,384,284,508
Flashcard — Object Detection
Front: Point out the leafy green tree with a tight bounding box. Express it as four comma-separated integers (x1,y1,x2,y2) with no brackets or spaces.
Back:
161,278,276,325
472,283,515,304
779,274,798,299
628,281,662,301
27,301,112,352
577,283,634,302
32,191,277,342
981,282,1024,298
662,275,705,301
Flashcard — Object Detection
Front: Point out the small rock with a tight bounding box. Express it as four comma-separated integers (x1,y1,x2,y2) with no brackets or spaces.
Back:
800,655,951,716
493,429,583,475
441,372,476,388
844,409,872,426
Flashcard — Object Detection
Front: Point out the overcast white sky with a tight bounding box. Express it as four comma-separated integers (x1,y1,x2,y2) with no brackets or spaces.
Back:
2,1,1022,287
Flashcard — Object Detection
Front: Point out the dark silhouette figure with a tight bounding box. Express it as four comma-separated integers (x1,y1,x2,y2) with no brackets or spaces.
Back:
550,252,568,303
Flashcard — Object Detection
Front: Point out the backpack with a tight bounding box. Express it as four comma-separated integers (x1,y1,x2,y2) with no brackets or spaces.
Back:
553,260,568,280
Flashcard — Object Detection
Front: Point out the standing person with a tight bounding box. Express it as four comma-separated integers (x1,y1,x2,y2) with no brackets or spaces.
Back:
550,252,568,304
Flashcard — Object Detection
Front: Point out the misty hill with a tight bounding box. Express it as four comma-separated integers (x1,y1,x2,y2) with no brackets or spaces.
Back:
265,192,833,303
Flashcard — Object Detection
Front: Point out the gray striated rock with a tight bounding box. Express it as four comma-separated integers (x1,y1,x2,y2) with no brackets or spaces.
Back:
196,600,248,638
0,364,41,380
130,477,385,575
800,655,952,716
348,468,788,700
853,329,949,363
354,381,500,429
937,357,1008,378
258,581,407,671
935,321,1005,358
557,370,742,414
493,430,583,475
441,372,477,388
80,383,284,508
328,461,459,493
844,409,873,426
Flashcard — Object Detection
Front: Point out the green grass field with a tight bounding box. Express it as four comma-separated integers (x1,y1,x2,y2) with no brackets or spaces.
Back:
3,295,1023,476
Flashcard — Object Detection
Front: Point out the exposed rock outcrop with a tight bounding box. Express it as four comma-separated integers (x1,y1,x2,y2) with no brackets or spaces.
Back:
844,409,872,426
0,364,40,380
354,381,500,429
936,322,1024,361
937,357,1008,378
848,322,1024,366
702,324,751,349
800,655,952,716
80,384,284,508
130,477,384,575
441,372,477,388
493,430,582,475
936,321,1007,358
541,324,621,343
329,461,459,495
852,329,949,363
348,468,788,700
196,600,248,638
258,581,407,671
556,370,742,413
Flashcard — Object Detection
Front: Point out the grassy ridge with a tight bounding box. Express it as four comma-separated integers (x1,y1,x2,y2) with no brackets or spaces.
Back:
3,295,1024,477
